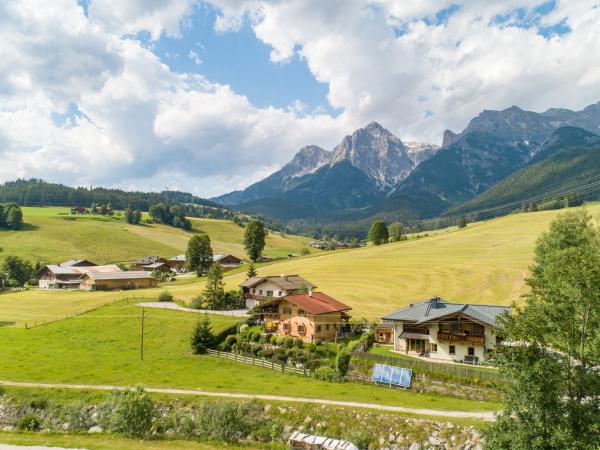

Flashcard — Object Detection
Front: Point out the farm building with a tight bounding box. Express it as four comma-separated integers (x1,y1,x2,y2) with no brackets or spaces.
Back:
240,274,317,309
139,262,171,273
255,289,352,342
38,262,121,289
382,297,511,364
166,254,186,271
213,254,242,267
134,256,167,270
80,271,157,291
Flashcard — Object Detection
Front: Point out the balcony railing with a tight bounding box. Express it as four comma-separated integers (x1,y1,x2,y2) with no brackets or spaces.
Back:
437,332,484,345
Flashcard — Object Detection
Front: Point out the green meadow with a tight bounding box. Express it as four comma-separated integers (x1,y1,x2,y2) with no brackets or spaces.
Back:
0,207,314,264
0,300,499,413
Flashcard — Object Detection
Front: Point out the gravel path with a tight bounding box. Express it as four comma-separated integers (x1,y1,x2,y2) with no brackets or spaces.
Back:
136,302,250,317
0,380,496,420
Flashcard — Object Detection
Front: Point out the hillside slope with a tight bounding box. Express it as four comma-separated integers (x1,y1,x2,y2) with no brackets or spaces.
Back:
453,127,600,216
211,204,600,319
0,207,313,264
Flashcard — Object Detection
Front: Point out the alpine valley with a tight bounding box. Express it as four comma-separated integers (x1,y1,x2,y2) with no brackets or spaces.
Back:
213,101,600,230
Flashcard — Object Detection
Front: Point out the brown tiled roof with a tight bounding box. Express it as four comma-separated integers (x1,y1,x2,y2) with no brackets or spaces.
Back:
261,291,352,315
239,275,316,290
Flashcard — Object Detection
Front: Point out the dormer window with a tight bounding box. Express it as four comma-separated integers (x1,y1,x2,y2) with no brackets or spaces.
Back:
278,291,283,296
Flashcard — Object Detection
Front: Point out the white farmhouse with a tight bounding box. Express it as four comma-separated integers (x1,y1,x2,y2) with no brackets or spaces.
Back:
382,297,511,364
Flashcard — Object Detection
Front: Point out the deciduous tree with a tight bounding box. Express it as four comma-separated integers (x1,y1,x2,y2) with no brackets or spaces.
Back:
368,220,388,246
186,234,213,276
244,221,266,262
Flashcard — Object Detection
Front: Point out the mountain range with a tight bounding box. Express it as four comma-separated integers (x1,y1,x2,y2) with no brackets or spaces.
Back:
213,101,600,224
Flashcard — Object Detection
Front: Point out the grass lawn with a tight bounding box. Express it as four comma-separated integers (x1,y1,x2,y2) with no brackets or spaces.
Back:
0,300,500,413
0,207,316,264
0,431,276,449
212,204,600,319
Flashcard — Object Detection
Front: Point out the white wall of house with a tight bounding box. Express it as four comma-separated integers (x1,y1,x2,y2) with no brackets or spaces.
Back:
250,281,288,297
392,322,404,351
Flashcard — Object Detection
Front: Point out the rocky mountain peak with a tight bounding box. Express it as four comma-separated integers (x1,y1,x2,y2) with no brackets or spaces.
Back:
280,145,331,180
330,122,414,187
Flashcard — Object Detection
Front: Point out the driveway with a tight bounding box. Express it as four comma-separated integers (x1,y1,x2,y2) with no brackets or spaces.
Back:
136,301,250,317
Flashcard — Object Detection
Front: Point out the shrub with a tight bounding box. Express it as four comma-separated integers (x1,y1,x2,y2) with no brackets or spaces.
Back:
197,401,258,443
335,346,353,376
62,402,91,432
275,336,286,347
314,366,337,381
284,337,294,349
270,335,278,345
293,338,304,349
250,343,262,355
190,296,204,310
16,413,40,431
347,428,376,449
158,290,173,302
306,342,317,352
225,335,238,347
101,387,154,438
250,331,261,342
272,349,287,364
299,247,310,256
315,339,323,346
239,323,249,335
165,409,196,438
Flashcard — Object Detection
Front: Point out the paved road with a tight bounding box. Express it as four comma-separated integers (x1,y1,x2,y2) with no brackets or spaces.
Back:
0,380,496,420
136,302,249,317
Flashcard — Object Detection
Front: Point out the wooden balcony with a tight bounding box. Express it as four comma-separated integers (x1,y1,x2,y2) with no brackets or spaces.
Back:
437,332,484,345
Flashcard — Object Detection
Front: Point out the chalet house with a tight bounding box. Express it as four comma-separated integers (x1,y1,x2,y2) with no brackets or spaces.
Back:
255,290,352,342
38,261,121,289
80,271,157,291
134,256,167,271
213,254,242,268
167,254,186,272
239,275,317,309
382,297,511,364
139,262,171,273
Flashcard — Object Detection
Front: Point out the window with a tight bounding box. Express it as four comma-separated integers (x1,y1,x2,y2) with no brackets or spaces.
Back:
451,323,460,333
283,307,291,315
259,290,263,295
277,291,283,296
325,324,330,331
298,309,305,316
297,325,306,334
468,347,475,356
440,323,450,333
449,345,456,355
252,288,256,294
283,323,291,332
473,324,483,335
430,343,438,352
316,325,322,332
266,290,273,297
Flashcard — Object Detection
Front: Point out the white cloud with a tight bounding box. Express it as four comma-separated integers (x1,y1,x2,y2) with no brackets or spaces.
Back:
1,0,600,198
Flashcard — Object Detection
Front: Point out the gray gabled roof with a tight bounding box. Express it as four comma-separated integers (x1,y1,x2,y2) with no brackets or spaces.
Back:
82,271,152,281
382,297,511,327
59,259,97,268
239,275,316,290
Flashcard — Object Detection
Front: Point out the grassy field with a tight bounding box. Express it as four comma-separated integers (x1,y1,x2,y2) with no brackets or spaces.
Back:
0,300,499,412
211,204,600,319
0,432,274,449
0,207,314,264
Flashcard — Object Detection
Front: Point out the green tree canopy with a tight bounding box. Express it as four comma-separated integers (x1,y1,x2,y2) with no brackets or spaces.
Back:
191,314,215,354
203,262,225,309
457,215,467,228
486,210,600,449
246,262,257,278
244,221,266,262
367,220,388,246
2,256,34,286
186,234,213,276
388,222,403,242
0,203,23,230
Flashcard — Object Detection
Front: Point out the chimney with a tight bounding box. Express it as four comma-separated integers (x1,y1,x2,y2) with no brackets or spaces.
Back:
308,288,313,297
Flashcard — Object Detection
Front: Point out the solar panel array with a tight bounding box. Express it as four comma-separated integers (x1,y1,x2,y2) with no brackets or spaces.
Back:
371,363,413,388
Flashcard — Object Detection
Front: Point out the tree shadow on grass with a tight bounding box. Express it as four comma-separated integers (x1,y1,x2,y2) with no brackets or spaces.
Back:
0,321,16,327
0,223,39,232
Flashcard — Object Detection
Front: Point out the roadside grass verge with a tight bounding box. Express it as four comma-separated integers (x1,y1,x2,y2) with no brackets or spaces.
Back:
0,300,501,413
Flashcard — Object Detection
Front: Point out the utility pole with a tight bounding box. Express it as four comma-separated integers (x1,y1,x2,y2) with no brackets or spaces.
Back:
140,307,145,361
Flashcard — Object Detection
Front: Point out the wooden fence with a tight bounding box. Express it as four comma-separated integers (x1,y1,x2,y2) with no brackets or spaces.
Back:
206,349,308,376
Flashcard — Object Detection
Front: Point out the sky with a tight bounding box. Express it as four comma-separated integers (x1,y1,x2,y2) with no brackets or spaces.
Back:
1,0,599,198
